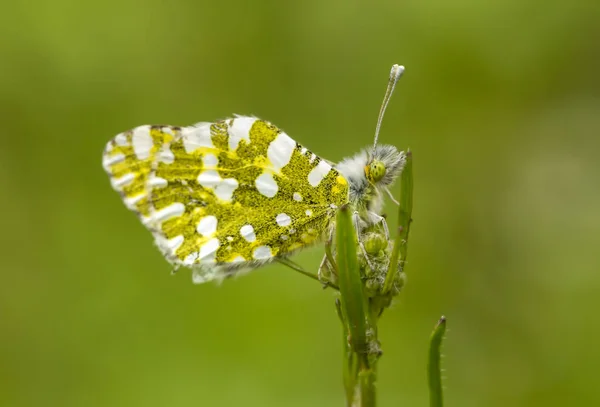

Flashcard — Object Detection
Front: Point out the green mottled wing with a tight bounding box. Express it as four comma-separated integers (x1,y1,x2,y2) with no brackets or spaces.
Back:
103,116,349,282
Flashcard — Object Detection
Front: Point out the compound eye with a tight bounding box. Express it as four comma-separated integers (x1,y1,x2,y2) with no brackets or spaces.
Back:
365,160,386,183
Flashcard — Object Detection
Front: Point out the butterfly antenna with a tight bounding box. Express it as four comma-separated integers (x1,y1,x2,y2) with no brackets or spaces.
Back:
373,64,405,149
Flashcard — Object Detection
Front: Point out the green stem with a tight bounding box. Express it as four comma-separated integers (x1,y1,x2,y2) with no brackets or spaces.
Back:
336,206,376,407
428,316,447,407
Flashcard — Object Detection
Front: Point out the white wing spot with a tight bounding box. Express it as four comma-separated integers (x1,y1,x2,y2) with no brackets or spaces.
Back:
253,245,273,260
197,215,218,237
197,167,238,202
275,213,292,227
309,153,317,163
152,202,185,223
300,147,307,155
228,117,256,152
280,234,289,241
240,224,256,242
293,192,303,202
124,194,144,208
231,255,245,263
183,252,198,265
203,153,218,167
132,126,153,160
226,236,234,242
289,228,296,234
255,172,278,198
158,146,175,164
214,178,239,202
198,238,220,262
183,123,213,153
197,170,221,187
308,160,333,187
103,153,125,171
267,132,296,172
115,133,128,146
305,209,313,216
166,235,184,252
147,176,168,188
110,173,135,190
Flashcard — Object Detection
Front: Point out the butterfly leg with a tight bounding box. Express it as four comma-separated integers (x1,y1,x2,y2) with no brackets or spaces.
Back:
319,227,337,283
369,212,390,240
318,254,331,280
353,211,376,270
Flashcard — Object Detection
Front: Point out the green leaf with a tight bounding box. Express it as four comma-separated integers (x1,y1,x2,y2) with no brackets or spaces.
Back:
336,205,370,355
428,315,447,407
383,149,413,294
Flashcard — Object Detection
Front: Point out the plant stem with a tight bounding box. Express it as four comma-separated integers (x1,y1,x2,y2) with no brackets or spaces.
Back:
336,206,376,407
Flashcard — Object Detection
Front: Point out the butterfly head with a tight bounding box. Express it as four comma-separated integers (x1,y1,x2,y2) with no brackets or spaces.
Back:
365,145,405,188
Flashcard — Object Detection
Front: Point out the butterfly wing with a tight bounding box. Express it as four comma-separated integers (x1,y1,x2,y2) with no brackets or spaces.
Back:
103,116,349,282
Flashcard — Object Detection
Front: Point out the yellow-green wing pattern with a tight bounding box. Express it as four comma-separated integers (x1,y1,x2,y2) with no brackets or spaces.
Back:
102,116,349,282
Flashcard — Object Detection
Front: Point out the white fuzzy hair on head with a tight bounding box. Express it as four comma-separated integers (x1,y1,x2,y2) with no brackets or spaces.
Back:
335,145,405,208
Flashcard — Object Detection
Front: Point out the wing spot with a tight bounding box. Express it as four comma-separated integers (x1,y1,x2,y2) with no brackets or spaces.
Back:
240,224,256,242
267,132,296,172
103,153,125,171
148,176,168,188
203,153,218,167
166,235,184,252
132,126,153,159
196,215,218,237
255,172,278,198
114,133,128,146
124,194,145,208
253,245,273,260
214,178,239,202
293,192,303,202
184,252,198,266
110,173,135,190
275,213,292,227
197,170,221,187
152,202,185,223
228,117,256,151
158,146,175,164
183,124,213,152
198,238,220,262
308,160,333,187
305,209,313,217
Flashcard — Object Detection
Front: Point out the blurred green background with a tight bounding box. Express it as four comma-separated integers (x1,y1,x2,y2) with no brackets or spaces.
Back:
2,1,599,406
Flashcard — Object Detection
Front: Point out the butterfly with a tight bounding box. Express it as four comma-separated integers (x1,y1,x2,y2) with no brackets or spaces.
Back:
102,65,406,283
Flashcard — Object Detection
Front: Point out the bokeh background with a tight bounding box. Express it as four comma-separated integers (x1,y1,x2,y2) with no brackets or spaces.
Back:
2,1,599,406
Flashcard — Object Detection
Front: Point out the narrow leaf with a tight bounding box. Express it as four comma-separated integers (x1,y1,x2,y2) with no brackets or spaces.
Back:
336,205,369,355
384,150,413,294
428,315,447,407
